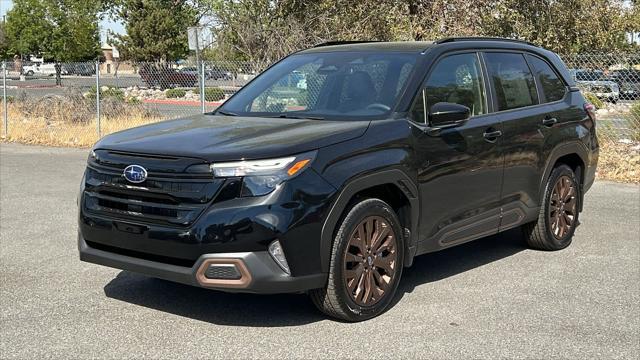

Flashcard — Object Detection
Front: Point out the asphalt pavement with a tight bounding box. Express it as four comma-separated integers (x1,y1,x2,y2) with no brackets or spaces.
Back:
0,143,638,359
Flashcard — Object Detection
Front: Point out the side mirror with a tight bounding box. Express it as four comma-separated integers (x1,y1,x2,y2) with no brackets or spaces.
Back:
429,102,471,129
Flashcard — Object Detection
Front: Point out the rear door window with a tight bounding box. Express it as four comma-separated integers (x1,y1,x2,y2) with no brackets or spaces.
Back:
526,55,566,103
484,52,539,111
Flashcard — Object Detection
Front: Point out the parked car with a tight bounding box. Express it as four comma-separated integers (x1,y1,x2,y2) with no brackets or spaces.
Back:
570,69,620,103
21,63,66,76
79,38,598,321
206,65,233,80
609,69,640,100
178,66,199,77
177,66,234,81
64,63,96,76
139,64,198,89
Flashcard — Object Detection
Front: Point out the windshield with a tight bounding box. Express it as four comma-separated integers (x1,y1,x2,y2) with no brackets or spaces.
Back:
218,52,418,119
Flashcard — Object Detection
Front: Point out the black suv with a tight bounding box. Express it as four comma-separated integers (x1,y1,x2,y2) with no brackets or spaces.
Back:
78,38,598,321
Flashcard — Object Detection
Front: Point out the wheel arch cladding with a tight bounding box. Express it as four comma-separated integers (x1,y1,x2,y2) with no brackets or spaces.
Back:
320,169,420,272
541,142,588,211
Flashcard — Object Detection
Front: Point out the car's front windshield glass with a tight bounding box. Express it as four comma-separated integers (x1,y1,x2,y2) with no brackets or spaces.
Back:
218,52,418,120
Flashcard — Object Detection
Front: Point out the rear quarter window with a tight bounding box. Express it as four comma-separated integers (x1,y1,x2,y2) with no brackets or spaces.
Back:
526,55,567,103
485,52,539,111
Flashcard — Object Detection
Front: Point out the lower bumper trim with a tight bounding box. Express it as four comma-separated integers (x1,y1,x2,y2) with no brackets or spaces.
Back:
78,234,326,294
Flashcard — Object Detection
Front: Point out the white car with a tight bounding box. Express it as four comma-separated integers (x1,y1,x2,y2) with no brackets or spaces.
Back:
21,63,62,76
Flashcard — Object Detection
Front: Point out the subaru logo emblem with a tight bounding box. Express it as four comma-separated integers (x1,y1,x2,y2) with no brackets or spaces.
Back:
123,165,147,183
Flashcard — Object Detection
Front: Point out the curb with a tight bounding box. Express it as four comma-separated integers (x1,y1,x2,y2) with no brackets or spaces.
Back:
7,84,61,89
142,99,224,107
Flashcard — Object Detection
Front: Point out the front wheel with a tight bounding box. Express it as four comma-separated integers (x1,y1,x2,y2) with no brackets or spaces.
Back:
523,164,580,250
310,198,404,321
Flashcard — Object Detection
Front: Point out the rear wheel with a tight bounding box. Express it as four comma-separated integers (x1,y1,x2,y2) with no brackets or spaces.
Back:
310,198,404,321
523,164,580,250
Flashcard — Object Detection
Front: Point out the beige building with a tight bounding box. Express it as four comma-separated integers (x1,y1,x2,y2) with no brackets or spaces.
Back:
100,43,136,75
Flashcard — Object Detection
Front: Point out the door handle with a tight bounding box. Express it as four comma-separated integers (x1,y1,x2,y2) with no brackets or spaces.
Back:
483,130,502,143
542,117,558,127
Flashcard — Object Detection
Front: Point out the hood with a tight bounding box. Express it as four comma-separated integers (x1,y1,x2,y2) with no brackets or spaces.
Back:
94,114,369,161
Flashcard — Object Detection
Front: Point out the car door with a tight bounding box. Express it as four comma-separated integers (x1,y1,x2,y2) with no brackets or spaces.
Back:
482,52,567,230
409,52,505,252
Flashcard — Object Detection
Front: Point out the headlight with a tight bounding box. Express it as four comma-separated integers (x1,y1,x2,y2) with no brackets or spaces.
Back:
211,151,316,196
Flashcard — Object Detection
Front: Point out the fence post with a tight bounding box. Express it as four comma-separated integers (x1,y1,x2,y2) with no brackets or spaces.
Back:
96,61,101,137
200,61,206,114
2,61,7,137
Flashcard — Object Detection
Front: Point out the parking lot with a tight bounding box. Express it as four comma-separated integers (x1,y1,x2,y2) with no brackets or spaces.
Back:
0,143,638,359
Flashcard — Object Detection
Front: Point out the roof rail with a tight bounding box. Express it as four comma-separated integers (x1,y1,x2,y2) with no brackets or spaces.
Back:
313,40,382,48
435,37,539,48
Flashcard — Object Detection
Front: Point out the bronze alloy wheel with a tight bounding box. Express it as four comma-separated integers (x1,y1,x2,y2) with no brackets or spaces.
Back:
343,216,397,306
549,175,578,239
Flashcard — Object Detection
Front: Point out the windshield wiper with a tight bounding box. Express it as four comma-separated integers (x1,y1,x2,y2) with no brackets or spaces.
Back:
216,109,238,116
271,113,325,120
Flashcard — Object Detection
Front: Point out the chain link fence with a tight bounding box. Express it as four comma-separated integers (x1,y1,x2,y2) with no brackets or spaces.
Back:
0,54,638,148
0,60,260,147
562,53,640,145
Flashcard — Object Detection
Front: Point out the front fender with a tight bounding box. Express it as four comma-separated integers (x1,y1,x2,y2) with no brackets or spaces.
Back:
319,169,420,272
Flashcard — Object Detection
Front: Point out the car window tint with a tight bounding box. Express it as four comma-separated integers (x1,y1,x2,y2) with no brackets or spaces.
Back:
424,53,487,116
527,55,566,102
219,52,418,118
409,89,426,123
485,53,539,111
251,62,326,112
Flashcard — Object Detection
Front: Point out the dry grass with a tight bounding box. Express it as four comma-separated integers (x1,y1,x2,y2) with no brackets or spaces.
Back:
597,140,640,183
2,112,162,148
0,95,162,148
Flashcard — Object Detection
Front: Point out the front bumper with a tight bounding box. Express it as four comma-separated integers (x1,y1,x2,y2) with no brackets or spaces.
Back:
79,233,326,293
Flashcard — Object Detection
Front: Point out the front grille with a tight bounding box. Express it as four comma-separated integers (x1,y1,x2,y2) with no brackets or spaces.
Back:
83,153,224,226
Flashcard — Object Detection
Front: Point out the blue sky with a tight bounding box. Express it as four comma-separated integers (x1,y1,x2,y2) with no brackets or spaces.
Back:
1,0,126,42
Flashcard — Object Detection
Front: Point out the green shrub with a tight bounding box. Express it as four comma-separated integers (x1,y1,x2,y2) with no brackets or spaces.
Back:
87,86,125,101
125,97,141,105
629,103,640,142
583,92,604,109
194,87,225,101
631,102,640,118
0,96,14,103
165,89,186,98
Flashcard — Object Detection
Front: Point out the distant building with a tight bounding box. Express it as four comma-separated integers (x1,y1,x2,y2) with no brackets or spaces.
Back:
100,43,136,75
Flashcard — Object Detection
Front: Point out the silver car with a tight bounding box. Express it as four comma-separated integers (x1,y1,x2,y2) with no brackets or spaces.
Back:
570,69,620,103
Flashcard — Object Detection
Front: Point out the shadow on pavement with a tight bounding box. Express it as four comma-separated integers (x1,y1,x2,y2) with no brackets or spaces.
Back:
104,228,527,326
398,228,527,295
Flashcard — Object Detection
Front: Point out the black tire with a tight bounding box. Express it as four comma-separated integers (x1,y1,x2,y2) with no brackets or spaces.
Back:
523,164,580,251
310,198,404,321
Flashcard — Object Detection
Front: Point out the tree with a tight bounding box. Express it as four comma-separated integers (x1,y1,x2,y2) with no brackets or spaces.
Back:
112,0,199,62
45,0,102,62
3,0,101,61
480,0,631,53
204,0,637,66
4,0,51,59
0,21,8,59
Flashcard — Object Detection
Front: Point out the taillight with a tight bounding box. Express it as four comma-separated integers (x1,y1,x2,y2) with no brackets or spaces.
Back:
584,103,596,123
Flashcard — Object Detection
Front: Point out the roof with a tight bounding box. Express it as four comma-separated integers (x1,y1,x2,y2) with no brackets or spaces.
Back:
298,37,540,54
299,41,435,54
